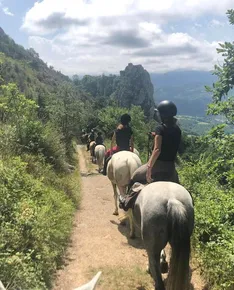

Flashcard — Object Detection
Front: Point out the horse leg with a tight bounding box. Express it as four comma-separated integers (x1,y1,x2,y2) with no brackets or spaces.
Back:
160,249,168,273
147,249,167,274
128,209,135,239
146,249,165,290
142,224,167,290
112,183,119,215
117,185,128,225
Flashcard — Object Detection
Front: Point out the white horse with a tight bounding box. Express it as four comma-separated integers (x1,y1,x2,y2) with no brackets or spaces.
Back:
0,281,5,290
133,148,140,157
132,181,194,290
74,271,102,290
89,141,96,163
94,145,105,172
107,151,142,238
0,272,102,290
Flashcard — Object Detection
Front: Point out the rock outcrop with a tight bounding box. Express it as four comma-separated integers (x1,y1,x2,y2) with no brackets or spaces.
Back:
113,63,155,116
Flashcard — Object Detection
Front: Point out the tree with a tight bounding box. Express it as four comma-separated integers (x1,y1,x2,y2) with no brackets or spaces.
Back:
206,9,234,124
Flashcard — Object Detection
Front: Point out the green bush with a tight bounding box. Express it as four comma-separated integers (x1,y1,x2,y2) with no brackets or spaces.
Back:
179,161,234,289
0,124,17,157
0,157,78,289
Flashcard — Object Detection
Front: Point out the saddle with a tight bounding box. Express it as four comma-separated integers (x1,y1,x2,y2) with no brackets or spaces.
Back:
119,182,146,211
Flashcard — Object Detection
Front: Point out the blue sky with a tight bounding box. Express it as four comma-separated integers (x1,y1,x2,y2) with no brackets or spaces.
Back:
0,0,234,75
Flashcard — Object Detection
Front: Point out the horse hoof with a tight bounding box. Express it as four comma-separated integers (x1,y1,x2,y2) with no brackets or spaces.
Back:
120,220,126,226
113,211,119,216
146,267,151,276
160,261,168,273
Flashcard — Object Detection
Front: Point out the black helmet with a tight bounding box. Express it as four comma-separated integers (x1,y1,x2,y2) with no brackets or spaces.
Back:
120,113,131,125
157,100,177,118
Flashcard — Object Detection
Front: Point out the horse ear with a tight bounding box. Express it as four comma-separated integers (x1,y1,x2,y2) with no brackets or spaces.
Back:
74,271,102,290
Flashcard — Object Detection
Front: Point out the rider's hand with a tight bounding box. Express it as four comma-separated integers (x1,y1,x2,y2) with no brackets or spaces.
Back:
146,167,153,183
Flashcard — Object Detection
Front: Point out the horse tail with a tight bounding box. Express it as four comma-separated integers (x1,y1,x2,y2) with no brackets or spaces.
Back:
95,146,105,171
95,148,100,160
167,198,191,290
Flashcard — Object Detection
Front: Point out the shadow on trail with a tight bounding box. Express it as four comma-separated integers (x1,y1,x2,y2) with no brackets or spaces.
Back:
80,172,100,177
110,219,145,249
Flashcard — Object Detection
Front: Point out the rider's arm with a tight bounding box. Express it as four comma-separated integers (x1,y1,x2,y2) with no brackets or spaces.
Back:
111,132,116,153
130,135,134,152
147,135,162,168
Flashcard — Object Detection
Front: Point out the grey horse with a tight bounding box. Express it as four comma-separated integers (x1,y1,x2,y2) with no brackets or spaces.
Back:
132,181,194,290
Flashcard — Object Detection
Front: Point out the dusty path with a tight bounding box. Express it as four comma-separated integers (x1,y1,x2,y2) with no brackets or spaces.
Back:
53,145,205,290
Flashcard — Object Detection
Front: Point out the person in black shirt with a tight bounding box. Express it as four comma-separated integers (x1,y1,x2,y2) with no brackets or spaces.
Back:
119,100,181,211
132,100,181,185
95,132,104,145
102,113,134,175
87,129,95,151
112,114,134,151
89,129,95,142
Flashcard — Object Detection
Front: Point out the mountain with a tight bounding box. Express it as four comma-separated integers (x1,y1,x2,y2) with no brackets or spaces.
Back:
0,27,70,97
113,63,155,116
74,64,155,116
151,70,217,116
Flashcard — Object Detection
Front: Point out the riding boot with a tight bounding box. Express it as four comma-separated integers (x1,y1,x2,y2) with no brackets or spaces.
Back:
102,156,111,176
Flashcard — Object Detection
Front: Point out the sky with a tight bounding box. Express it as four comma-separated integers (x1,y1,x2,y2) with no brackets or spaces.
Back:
0,0,234,76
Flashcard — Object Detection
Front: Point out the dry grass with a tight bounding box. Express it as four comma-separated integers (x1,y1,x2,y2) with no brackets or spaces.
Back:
88,265,154,290
80,146,98,174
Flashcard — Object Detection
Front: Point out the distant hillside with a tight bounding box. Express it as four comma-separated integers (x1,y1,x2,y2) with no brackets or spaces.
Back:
0,27,94,133
177,115,234,135
0,27,70,97
151,70,217,116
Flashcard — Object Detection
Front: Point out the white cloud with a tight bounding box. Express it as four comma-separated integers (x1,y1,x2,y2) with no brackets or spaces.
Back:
22,0,234,34
209,19,225,27
28,28,221,75
22,0,229,75
2,7,14,16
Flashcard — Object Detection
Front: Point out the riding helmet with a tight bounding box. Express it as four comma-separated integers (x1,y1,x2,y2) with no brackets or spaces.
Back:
157,100,177,118
120,113,131,125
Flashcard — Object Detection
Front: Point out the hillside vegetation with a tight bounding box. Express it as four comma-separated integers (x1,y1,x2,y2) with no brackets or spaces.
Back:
0,8,234,290
0,28,89,289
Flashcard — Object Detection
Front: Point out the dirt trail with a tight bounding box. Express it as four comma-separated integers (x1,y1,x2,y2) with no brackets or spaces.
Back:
53,145,205,290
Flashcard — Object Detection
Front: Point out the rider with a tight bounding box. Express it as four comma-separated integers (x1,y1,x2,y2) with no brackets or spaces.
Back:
95,132,104,146
102,113,134,175
119,100,181,210
134,100,181,184
87,129,95,151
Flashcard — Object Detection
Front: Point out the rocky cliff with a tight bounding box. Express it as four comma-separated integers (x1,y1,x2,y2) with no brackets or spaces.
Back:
113,63,155,116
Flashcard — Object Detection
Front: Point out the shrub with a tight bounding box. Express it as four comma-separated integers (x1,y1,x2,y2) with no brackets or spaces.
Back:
179,161,234,289
0,157,78,289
